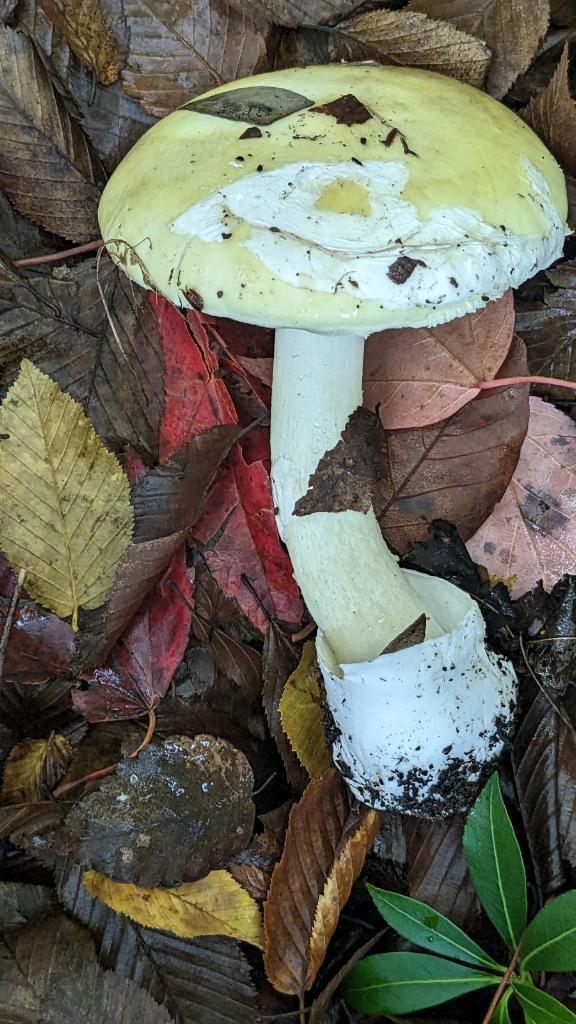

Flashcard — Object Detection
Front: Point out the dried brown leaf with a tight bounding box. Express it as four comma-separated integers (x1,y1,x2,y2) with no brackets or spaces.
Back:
404,813,481,933
38,0,121,84
521,44,576,179
409,0,549,98
516,260,576,394
1,733,73,803
327,9,491,88
229,0,360,27
0,24,103,239
228,829,282,902
120,0,270,117
263,770,379,997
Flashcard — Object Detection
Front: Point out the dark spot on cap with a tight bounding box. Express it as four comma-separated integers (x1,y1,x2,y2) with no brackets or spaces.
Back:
222,232,232,239
387,256,427,284
239,126,262,139
216,290,224,298
449,276,459,287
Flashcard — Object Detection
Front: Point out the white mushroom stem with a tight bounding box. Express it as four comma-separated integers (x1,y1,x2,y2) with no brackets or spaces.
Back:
270,328,443,666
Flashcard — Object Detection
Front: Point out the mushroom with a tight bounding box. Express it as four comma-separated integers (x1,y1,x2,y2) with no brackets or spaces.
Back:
98,64,568,814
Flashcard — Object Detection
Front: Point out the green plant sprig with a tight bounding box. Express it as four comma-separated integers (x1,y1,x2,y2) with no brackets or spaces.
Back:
343,774,576,1023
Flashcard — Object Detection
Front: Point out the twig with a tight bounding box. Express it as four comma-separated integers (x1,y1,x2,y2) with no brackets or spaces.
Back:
13,240,103,267
252,771,277,797
291,620,316,643
480,942,521,1024
53,708,157,797
0,569,26,688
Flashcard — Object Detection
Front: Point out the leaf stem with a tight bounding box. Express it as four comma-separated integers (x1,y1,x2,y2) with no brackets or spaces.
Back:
480,942,521,1024
12,240,104,267
0,569,26,689
291,620,316,642
476,375,576,392
298,993,306,1024
53,708,157,797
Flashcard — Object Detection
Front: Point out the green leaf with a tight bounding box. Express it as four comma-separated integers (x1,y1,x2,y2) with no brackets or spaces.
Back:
342,952,498,1015
520,891,576,972
513,981,576,1023
463,774,527,950
491,988,513,1023
366,885,503,972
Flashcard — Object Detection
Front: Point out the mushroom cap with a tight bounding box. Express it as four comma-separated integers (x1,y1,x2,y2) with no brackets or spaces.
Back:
99,63,568,333
318,570,517,817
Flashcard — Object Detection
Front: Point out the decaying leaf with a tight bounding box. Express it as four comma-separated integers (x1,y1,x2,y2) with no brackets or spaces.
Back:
262,624,308,791
60,861,259,1024
61,736,254,886
404,814,481,934
467,397,576,597
228,828,283,902
38,0,121,84
0,881,58,929
0,24,103,239
516,261,576,395
521,44,576,179
120,0,270,118
409,0,549,98
228,0,359,28
364,293,515,429
0,597,75,684
327,9,491,89
0,360,134,628
263,770,380,996
1,733,73,803
279,641,331,778
83,868,264,948
0,797,71,840
376,336,530,554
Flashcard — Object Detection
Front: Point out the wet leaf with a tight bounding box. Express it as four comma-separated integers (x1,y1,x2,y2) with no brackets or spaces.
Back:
279,640,331,778
327,9,491,88
228,828,282,902
120,0,270,117
404,814,482,934
0,598,75,684
409,0,549,98
523,575,576,693
0,677,79,739
0,881,57,929
262,623,308,790
60,861,259,1024
364,294,515,430
38,0,121,84
376,336,529,554
1,733,73,802
521,44,576,178
83,868,264,947
0,797,71,840
62,736,254,886
73,545,192,722
0,360,134,628
467,397,576,598
516,260,576,396
263,770,380,996
0,24,103,239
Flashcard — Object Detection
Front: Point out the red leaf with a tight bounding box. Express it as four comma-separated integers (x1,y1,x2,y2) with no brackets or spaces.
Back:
153,296,237,462
0,601,75,685
73,544,192,722
192,431,302,631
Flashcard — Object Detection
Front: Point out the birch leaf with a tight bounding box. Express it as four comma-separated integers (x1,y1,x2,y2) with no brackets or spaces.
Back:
37,0,121,85
83,868,264,948
279,641,331,778
0,360,134,628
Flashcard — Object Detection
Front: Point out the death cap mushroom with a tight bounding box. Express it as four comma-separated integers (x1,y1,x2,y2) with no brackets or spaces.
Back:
98,63,568,334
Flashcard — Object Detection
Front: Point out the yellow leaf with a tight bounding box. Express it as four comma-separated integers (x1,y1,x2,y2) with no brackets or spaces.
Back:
0,360,134,629
279,641,331,778
38,0,121,85
1,733,73,803
83,868,264,948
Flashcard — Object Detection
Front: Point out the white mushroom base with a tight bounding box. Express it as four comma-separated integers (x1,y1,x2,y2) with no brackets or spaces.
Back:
318,570,517,817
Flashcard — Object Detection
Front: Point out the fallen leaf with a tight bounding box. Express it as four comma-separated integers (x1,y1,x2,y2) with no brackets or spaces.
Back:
0,677,78,739
229,0,359,27
403,814,482,934
59,861,260,1024
0,798,71,840
83,868,264,948
0,599,75,684
0,360,134,628
513,692,576,900
521,44,576,178
326,9,491,88
516,260,576,397
62,736,255,886
0,881,58,929
120,0,270,118
522,575,576,693
0,188,52,262
262,623,308,791
0,24,103,239
279,641,331,778
228,829,282,902
73,545,191,722
263,770,380,996
1,733,73,802
410,0,549,98
192,432,302,631
364,294,515,429
376,336,530,554
38,0,121,84
308,929,387,1024
467,397,576,598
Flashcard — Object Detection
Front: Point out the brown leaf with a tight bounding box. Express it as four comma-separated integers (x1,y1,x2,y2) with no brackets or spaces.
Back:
513,692,576,899
404,813,481,933
0,678,79,739
229,0,360,28
363,293,515,430
59,861,259,1024
228,829,282,901
308,928,386,1024
263,770,380,997
0,798,71,840
262,624,308,792
376,335,530,555
326,9,491,89
521,45,576,184
0,25,103,240
61,736,255,886
0,597,75,685
120,0,270,118
0,881,58,929
516,260,576,395
38,0,121,84
0,189,52,261
1,733,73,803
409,0,549,98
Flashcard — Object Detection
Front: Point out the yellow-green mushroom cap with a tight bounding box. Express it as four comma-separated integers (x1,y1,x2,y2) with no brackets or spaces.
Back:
98,63,568,333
